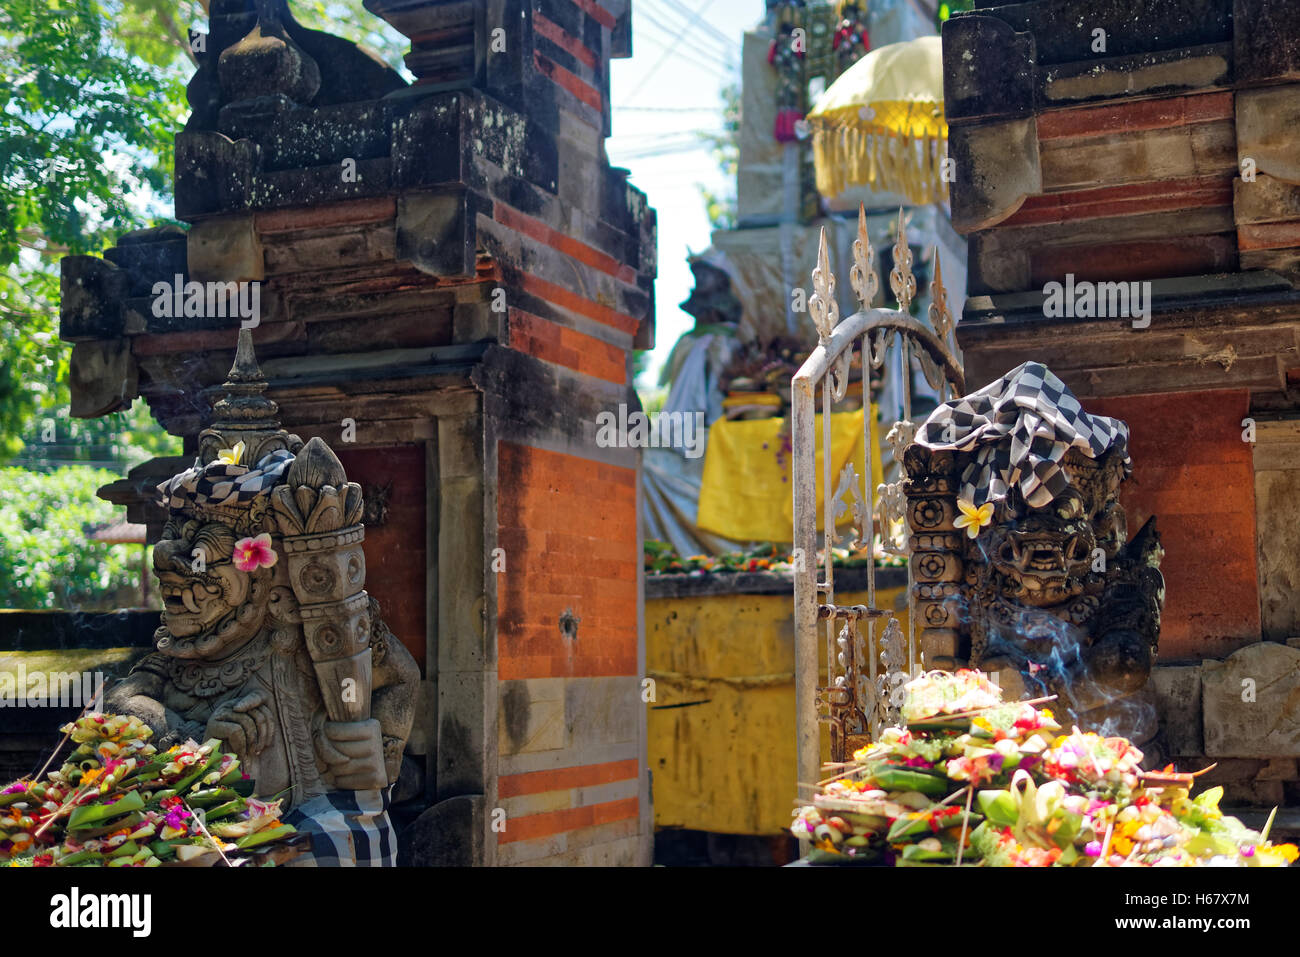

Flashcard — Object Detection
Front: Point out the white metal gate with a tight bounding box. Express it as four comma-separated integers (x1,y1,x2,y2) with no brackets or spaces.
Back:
791,206,964,798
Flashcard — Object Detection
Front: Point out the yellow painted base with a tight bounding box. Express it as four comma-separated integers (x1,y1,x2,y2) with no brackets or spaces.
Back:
646,584,909,836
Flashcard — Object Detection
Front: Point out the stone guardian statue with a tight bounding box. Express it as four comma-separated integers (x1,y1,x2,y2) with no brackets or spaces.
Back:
107,329,420,865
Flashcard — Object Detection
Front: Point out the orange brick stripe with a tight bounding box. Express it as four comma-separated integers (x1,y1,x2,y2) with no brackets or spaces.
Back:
498,796,638,844
508,306,627,384
570,0,616,30
518,272,640,336
1004,175,1233,227
497,442,639,682
499,759,639,799
533,11,598,70
533,50,602,112
1036,91,1233,140
494,201,637,285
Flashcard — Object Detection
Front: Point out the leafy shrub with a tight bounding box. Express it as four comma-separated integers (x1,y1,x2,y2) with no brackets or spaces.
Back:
0,466,146,610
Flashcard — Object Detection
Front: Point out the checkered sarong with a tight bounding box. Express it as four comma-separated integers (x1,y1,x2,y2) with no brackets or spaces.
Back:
915,361,1129,508
158,448,294,511
283,788,396,867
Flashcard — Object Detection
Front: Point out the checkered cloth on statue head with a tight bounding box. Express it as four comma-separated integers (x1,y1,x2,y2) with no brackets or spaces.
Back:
915,361,1130,509
157,448,295,522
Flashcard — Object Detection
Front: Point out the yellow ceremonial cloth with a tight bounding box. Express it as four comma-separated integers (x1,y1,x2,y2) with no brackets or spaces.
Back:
697,406,883,543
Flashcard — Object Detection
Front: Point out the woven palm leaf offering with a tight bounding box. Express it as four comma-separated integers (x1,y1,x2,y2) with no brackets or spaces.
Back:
1,713,304,867
793,670,1299,867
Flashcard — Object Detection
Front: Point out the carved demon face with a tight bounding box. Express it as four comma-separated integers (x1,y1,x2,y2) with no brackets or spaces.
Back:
974,451,1128,609
984,488,1093,606
153,516,269,656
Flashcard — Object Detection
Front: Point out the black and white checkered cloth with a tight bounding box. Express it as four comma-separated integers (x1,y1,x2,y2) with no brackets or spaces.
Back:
916,361,1129,508
158,448,294,512
283,788,396,867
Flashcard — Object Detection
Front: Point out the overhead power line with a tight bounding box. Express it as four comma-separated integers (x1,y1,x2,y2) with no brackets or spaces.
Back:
623,0,724,105
609,140,716,160
638,2,735,64
649,0,739,51
634,10,735,73
613,105,725,113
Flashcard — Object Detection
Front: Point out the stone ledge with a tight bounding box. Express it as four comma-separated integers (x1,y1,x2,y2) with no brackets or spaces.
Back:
0,610,160,651
645,565,908,601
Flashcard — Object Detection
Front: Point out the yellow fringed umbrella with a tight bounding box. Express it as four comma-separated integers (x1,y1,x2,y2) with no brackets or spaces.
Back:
807,35,948,205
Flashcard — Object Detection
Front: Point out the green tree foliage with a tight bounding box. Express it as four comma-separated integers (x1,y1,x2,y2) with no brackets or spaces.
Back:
0,0,197,459
0,0,186,267
699,79,740,231
0,2,409,608
0,0,408,461
0,467,147,609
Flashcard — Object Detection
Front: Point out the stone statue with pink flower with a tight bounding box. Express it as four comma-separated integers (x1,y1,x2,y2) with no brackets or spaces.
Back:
106,330,420,866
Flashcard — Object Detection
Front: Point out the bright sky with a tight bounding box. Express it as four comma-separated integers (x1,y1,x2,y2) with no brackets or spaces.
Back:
608,0,758,393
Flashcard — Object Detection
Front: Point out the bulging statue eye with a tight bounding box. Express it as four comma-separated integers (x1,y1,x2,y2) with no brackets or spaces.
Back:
1056,496,1082,520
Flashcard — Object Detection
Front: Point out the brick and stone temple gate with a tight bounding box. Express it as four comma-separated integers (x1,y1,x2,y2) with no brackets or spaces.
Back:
939,0,1300,825
57,0,654,865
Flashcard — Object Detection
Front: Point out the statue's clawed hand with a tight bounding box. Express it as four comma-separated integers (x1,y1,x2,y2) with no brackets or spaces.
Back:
206,690,274,756
319,719,388,791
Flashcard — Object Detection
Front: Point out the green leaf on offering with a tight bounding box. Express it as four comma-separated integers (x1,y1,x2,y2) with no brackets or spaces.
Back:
869,767,949,796
888,809,984,841
67,811,145,839
899,842,955,862
906,718,969,733
233,823,296,850
1049,810,1082,849
204,798,247,820
67,790,144,829
172,751,223,795
187,787,239,807
53,849,101,866
148,840,178,860
976,789,1018,828
107,840,138,858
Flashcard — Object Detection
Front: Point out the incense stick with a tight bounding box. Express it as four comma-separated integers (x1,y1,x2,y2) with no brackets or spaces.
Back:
1099,815,1115,866
28,681,106,785
184,799,237,868
955,786,973,867
33,781,98,839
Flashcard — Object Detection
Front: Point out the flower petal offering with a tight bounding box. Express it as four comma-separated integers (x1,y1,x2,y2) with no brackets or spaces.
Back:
1,713,301,867
793,671,1298,867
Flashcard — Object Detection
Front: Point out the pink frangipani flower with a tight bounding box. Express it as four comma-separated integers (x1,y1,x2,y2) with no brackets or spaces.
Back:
233,533,278,572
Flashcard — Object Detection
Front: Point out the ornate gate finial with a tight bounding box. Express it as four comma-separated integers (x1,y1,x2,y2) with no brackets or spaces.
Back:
889,207,917,311
809,226,840,345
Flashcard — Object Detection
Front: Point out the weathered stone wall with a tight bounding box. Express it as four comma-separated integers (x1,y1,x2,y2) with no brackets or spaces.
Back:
59,0,655,866
944,0,1300,810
